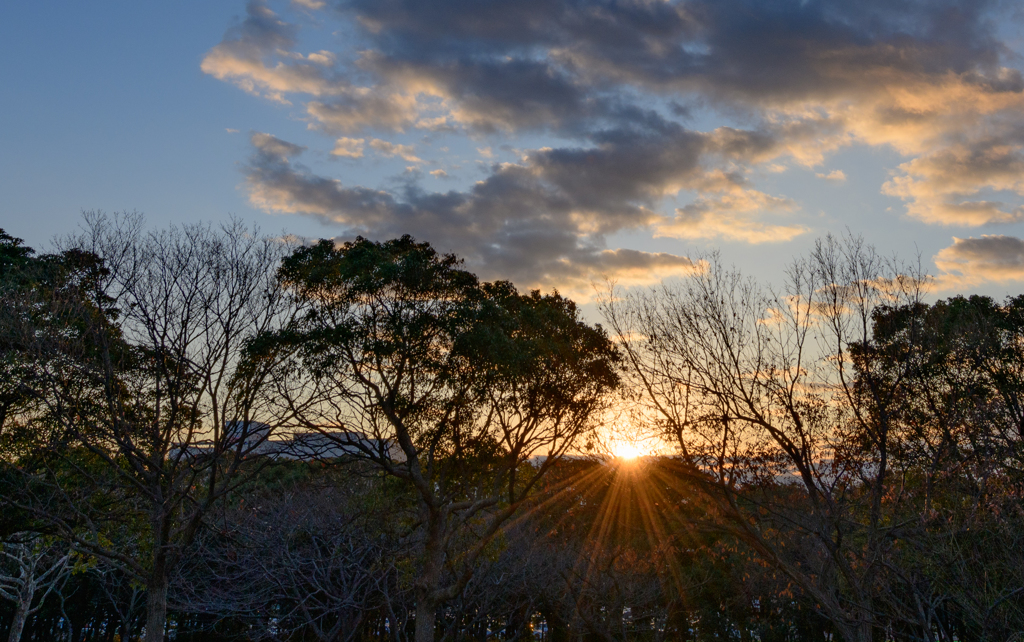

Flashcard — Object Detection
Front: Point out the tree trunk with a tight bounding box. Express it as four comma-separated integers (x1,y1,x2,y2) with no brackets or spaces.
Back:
143,574,167,642
386,612,403,642
853,598,874,642
413,508,446,642
414,596,436,642
119,617,135,642
835,618,873,642
540,603,571,642
7,599,29,642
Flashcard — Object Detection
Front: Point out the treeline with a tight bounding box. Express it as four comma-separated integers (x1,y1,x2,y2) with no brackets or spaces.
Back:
0,214,1021,642
0,457,835,641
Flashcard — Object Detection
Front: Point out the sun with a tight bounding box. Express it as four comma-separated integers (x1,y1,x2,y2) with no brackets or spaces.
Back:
612,441,642,460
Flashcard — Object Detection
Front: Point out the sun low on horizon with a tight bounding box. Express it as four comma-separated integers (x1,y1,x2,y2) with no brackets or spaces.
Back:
612,442,643,461
605,434,661,461
2,4,1023,639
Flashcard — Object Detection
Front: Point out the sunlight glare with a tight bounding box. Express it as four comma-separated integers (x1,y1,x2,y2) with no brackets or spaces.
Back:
612,441,642,460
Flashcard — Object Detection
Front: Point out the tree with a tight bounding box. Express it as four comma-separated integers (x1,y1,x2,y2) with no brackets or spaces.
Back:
0,231,32,273
0,230,37,440
248,235,620,642
0,230,103,438
177,463,410,642
93,563,146,642
0,533,74,642
863,296,1024,639
602,235,932,642
0,212,298,642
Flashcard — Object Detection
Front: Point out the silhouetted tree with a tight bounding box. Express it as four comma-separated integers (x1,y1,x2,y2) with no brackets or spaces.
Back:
602,235,931,642
0,213,299,642
247,236,620,642
0,533,74,642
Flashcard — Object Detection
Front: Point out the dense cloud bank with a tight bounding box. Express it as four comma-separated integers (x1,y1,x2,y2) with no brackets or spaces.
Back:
204,0,1024,292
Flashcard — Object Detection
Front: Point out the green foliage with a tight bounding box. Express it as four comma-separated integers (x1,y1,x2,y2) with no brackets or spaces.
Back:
0,230,33,276
0,230,120,451
252,234,619,474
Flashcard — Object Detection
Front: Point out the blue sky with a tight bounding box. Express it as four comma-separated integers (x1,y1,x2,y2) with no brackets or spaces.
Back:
3,0,1024,303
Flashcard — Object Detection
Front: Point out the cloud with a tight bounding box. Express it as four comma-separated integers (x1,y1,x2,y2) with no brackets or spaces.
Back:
429,169,447,177
934,235,1024,287
242,131,700,294
577,249,704,288
369,139,421,162
336,0,1024,227
330,137,365,158
251,131,305,159
305,92,421,134
200,1,342,103
883,139,1024,225
658,187,806,244
816,169,846,182
367,56,603,134
341,0,1009,112
207,0,1022,150
303,51,335,66
207,0,1024,293
240,112,815,286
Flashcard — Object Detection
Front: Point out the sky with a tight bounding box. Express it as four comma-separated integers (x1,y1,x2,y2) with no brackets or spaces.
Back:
3,0,1024,305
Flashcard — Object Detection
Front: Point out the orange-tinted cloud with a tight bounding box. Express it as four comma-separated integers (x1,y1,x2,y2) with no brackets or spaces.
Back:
206,0,1024,291
934,235,1024,288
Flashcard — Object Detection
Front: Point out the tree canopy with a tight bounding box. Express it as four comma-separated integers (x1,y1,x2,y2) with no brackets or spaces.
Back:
1,223,1022,642
249,235,620,642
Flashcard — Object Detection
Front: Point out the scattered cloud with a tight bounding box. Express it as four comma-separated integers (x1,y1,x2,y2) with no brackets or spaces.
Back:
200,2,340,103
934,235,1024,288
305,92,421,134
303,51,335,66
658,187,806,244
883,141,1024,225
330,137,365,158
578,249,704,289
251,131,305,160
369,139,421,162
429,169,447,177
816,169,846,182
242,130,701,293
206,0,1024,291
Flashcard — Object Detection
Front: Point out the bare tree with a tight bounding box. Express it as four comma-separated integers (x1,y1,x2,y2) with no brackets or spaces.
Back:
2,212,299,642
0,533,74,642
176,470,408,642
94,564,146,642
602,235,931,642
